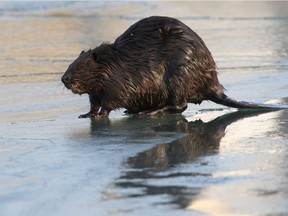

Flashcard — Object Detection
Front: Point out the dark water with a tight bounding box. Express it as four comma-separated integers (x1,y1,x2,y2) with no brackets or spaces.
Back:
0,2,288,216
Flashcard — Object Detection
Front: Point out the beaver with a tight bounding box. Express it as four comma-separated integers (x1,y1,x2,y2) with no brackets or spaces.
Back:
62,16,284,118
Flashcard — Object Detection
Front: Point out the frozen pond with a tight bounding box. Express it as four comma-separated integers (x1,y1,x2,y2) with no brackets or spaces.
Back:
0,2,288,216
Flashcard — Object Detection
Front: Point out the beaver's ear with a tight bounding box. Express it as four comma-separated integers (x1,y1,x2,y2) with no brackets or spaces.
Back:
79,50,85,56
92,52,102,62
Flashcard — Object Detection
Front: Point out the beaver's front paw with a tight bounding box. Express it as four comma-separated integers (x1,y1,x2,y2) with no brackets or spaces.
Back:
78,112,96,118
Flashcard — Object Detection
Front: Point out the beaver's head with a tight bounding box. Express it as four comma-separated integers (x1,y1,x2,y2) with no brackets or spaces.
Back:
62,44,113,95
61,49,96,94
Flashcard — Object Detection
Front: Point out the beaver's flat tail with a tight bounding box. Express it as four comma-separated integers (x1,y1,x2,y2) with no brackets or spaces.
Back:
209,94,284,110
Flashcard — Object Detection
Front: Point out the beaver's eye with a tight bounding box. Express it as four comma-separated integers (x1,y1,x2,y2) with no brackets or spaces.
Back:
92,52,98,61
92,52,103,62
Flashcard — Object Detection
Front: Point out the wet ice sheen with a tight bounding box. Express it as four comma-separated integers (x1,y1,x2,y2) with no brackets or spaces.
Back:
1,2,288,216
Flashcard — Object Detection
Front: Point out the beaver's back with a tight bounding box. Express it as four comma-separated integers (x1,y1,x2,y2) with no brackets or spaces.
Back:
114,16,224,108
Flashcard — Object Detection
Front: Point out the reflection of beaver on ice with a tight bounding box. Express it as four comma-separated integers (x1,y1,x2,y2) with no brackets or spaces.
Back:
62,16,283,118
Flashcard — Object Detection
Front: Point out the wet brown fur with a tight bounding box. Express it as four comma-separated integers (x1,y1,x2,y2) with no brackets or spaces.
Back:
61,16,279,118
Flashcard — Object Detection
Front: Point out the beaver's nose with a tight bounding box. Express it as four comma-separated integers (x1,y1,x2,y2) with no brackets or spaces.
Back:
61,75,70,85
